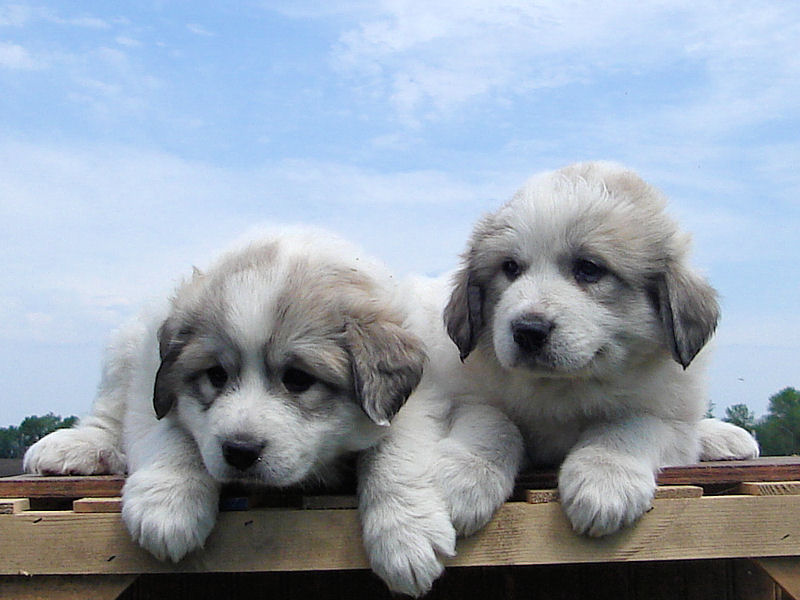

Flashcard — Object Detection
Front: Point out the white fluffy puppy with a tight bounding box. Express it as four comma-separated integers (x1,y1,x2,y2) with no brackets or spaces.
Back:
359,162,759,596
24,229,426,563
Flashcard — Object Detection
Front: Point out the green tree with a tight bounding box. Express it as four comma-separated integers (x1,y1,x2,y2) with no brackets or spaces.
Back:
724,403,755,431
705,401,716,419
754,388,800,456
0,426,23,459
0,413,78,458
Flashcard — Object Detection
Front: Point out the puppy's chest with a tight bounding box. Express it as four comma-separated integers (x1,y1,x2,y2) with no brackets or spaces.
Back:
499,378,622,418
496,382,631,459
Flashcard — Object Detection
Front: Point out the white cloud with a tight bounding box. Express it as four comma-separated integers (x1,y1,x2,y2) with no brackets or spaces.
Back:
1,10,161,121
0,4,32,26
55,45,162,120
187,23,214,36
115,36,142,48
0,41,39,69
0,139,515,346
0,5,110,29
263,1,375,19
331,1,800,125
59,15,109,29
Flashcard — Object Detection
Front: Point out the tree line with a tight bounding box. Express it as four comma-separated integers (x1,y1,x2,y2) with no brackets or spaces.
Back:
0,413,77,459
0,387,798,459
723,387,800,456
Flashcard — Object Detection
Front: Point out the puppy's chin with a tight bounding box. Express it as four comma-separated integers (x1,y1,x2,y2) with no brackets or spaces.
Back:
504,355,598,380
201,453,318,488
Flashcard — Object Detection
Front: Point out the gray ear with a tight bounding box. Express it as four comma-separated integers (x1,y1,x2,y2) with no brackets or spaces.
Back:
153,318,187,420
654,264,720,369
345,318,426,426
443,266,484,361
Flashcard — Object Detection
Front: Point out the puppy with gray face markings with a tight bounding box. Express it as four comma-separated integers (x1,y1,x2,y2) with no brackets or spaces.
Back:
359,161,759,596
24,228,426,562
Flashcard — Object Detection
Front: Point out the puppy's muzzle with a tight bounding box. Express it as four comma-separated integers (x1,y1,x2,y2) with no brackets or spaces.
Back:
222,440,265,471
511,315,554,355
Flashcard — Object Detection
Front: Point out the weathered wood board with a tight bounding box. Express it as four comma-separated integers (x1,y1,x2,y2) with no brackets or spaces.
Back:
1,495,800,576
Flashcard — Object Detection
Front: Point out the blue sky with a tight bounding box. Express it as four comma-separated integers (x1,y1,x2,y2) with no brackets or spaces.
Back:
1,1,798,426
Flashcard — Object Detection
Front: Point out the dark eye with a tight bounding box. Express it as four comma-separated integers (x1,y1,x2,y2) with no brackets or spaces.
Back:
502,259,522,280
205,365,228,390
573,259,607,284
282,367,317,393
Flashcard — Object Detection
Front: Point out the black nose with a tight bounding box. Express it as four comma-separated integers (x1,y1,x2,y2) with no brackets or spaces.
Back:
511,315,554,355
222,440,264,471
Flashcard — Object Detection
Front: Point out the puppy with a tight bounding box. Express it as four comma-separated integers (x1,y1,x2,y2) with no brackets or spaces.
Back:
24,228,426,562
359,162,759,596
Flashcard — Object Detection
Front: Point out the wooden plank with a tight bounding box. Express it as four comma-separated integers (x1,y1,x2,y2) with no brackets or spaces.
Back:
73,498,123,513
0,574,137,600
653,485,704,499
0,475,124,498
516,457,800,490
2,495,800,576
2,458,799,501
0,498,30,514
660,459,800,486
753,558,800,600
740,482,800,496
526,489,560,504
525,485,703,504
452,496,800,569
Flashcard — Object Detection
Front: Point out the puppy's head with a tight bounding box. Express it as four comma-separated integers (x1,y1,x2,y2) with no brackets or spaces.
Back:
444,161,719,378
153,230,425,486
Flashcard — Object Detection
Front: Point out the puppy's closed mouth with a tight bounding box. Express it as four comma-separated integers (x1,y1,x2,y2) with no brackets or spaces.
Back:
511,346,607,378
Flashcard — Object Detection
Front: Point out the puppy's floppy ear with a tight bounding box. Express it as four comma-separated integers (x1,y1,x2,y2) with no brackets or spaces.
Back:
345,317,426,426
444,266,484,361
653,263,719,369
153,317,187,420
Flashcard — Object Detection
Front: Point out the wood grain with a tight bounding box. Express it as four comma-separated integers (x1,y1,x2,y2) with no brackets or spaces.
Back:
2,495,800,576
516,457,800,490
73,498,123,514
0,498,30,514
4,458,800,500
0,475,124,499
0,574,137,600
525,485,703,504
740,481,800,496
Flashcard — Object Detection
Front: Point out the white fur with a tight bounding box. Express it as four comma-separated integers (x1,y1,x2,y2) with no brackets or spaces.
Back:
25,228,425,563
359,162,759,596
697,418,760,461
358,277,526,596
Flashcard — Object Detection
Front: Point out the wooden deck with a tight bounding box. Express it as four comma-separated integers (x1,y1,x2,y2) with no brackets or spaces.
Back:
2,458,800,599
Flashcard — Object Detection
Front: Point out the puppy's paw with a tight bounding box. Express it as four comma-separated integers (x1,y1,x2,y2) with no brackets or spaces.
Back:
558,450,655,537
23,427,126,475
362,498,456,597
433,438,514,537
698,418,760,461
122,469,218,562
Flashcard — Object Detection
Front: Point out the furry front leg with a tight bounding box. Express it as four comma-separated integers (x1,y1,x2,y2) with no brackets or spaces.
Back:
433,403,524,536
558,447,656,536
697,418,759,460
122,421,220,562
23,417,126,475
358,446,456,597
558,417,697,537
22,319,150,476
